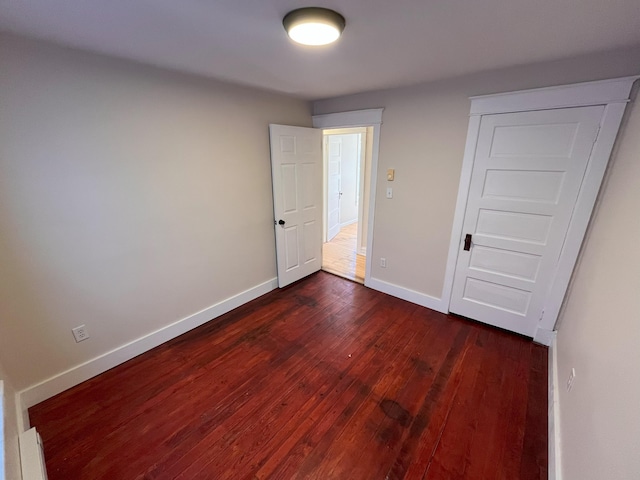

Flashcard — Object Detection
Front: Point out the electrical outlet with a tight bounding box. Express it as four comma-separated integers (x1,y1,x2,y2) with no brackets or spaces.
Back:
566,368,576,392
380,257,386,268
72,325,90,343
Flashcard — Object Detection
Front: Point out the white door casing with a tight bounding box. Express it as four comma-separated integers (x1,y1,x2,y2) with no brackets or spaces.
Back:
356,130,368,256
327,135,342,241
449,106,603,337
312,109,384,288
442,76,637,344
270,124,323,288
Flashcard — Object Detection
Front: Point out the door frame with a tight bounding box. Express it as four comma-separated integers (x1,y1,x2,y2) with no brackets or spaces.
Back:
321,127,369,248
441,76,638,345
312,108,384,288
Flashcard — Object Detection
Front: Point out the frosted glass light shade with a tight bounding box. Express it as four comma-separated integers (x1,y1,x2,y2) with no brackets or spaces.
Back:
283,8,345,46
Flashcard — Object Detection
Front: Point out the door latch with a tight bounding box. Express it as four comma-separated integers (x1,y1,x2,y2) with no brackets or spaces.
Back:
463,233,472,251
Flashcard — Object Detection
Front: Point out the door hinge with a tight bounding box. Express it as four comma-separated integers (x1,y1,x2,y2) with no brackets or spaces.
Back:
539,309,545,321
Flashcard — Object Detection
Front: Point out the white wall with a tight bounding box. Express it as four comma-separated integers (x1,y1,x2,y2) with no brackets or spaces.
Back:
554,89,640,480
0,362,22,480
0,33,311,393
313,47,640,301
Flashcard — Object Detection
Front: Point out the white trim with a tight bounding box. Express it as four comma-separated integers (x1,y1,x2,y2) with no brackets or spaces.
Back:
312,108,384,289
442,77,637,333
470,76,639,115
533,327,555,347
322,127,368,135
313,108,383,129
18,278,278,409
366,277,448,314
16,392,28,433
539,102,628,331
441,115,481,310
322,135,329,242
549,333,562,480
356,130,367,256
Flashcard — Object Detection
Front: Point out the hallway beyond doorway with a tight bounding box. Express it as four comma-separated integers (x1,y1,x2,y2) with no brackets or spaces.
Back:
322,223,365,283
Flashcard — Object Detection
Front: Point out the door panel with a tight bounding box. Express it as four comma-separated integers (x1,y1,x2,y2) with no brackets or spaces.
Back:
468,246,541,282
482,169,565,203
476,209,553,244
462,278,531,315
450,106,603,336
270,124,322,288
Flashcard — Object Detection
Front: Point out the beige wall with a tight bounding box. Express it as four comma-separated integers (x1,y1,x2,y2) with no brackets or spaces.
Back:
555,90,640,480
1,361,22,480
313,47,640,299
0,33,311,391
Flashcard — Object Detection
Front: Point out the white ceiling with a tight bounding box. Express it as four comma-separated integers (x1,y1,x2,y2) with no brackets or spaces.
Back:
1,0,639,99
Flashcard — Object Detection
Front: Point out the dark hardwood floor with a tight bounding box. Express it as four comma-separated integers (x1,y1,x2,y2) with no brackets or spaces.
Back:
29,272,547,480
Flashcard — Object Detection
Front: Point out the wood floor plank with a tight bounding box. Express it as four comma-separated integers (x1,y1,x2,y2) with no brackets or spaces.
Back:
386,324,476,480
169,300,391,479
519,344,549,480
322,222,365,283
423,329,517,479
29,272,547,480
242,299,423,480
215,300,421,480
292,310,426,479
91,298,360,478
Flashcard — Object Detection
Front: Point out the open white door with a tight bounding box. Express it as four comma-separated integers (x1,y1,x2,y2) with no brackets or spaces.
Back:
449,106,603,337
270,124,323,288
326,135,342,241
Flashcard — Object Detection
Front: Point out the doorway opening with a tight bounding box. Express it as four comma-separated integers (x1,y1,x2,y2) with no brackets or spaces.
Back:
321,127,372,284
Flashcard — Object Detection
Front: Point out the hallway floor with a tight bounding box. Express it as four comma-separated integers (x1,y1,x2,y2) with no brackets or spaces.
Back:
322,223,365,283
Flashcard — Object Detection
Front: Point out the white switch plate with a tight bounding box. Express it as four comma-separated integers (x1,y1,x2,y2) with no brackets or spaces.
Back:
386,187,393,199
380,258,386,268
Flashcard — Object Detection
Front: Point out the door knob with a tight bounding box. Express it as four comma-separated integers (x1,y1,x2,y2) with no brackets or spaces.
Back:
463,233,472,251
278,219,285,225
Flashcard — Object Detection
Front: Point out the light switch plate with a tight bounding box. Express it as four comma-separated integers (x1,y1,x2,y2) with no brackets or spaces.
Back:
387,169,395,181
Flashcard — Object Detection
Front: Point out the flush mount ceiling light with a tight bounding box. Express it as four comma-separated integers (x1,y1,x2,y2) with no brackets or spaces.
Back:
283,7,346,46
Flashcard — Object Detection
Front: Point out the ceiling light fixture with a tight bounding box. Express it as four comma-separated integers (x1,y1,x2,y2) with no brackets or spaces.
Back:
283,7,346,46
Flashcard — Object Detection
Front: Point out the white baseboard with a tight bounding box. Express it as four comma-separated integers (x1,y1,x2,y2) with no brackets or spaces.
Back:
549,332,562,480
366,277,448,314
19,278,278,410
534,327,555,346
